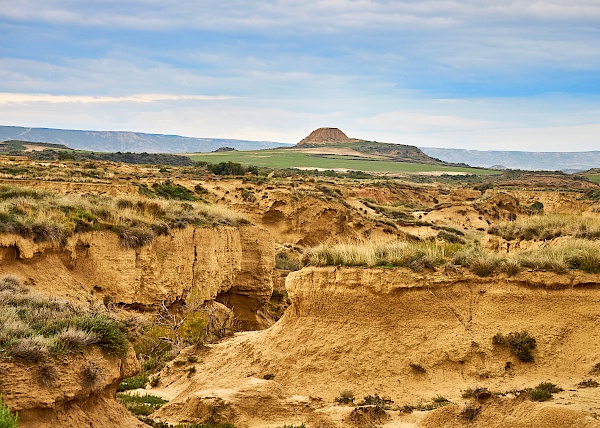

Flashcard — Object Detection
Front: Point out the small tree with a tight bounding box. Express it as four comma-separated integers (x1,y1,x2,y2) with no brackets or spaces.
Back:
0,395,19,428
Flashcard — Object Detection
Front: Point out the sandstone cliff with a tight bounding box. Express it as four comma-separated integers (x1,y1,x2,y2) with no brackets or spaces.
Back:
0,225,274,329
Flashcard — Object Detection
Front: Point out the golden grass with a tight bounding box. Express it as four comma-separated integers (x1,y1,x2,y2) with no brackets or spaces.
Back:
303,237,600,275
302,238,462,269
488,214,600,241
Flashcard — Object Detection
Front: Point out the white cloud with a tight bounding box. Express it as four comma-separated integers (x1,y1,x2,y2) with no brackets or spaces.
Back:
0,93,236,104
2,0,599,31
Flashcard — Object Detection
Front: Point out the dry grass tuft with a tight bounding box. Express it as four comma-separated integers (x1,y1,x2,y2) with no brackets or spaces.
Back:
488,214,600,241
0,275,128,361
302,237,600,275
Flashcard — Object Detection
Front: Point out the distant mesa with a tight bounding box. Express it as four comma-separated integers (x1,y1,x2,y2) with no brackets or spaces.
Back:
297,127,355,146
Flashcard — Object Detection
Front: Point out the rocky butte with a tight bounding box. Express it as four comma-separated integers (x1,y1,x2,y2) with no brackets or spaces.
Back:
296,127,355,145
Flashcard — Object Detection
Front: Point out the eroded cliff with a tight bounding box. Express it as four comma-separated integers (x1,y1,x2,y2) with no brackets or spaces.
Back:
0,225,274,328
150,266,600,427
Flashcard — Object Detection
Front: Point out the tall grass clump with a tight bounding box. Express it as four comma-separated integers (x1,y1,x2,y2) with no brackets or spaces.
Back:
302,238,461,270
515,239,600,274
488,214,600,241
0,184,247,248
0,275,128,363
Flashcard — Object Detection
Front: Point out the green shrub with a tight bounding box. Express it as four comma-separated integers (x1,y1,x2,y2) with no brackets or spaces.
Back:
492,331,537,362
469,254,502,277
524,382,562,401
0,395,18,428
275,252,300,271
75,316,128,357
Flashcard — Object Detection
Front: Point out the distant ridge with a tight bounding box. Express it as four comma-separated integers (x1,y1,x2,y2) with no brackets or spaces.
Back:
420,147,600,172
297,127,354,145
0,125,287,153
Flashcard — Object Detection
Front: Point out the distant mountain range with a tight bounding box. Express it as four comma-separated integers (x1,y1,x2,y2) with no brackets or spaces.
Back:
0,126,287,153
419,147,600,172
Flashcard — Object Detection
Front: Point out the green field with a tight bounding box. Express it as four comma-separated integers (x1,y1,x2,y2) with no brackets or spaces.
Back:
587,175,600,184
188,149,498,175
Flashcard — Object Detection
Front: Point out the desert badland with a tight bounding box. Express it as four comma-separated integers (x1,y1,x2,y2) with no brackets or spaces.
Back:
1,129,600,428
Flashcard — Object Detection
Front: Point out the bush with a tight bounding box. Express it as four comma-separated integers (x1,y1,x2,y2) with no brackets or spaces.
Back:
119,227,155,249
334,390,355,405
81,363,102,388
75,316,128,357
9,336,50,362
524,382,562,401
0,395,18,428
469,254,502,277
492,331,537,362
36,363,58,387
462,387,492,400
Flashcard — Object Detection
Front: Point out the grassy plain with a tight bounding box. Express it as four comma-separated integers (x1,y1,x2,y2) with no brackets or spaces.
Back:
587,174,600,184
188,149,498,175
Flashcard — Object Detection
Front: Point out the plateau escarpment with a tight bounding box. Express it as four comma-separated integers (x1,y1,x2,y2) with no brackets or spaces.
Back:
151,267,600,427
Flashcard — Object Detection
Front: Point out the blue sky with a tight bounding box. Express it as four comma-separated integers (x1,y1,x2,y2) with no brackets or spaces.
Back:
1,0,599,150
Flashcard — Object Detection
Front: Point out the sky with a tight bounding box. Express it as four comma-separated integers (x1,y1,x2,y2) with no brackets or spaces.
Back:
1,0,599,151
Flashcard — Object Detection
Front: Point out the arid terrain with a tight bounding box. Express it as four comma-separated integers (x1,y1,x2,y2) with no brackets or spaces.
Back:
1,133,600,428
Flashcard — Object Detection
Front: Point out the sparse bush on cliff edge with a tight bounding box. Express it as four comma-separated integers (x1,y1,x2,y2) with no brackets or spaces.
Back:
492,331,537,362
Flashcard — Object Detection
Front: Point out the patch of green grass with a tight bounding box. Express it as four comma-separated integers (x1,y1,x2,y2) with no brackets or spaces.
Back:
116,393,168,416
118,374,148,392
0,184,247,247
0,275,128,362
586,175,600,185
188,149,497,175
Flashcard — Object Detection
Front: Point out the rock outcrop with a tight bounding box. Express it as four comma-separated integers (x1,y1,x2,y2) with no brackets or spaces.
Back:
1,347,145,428
297,128,354,146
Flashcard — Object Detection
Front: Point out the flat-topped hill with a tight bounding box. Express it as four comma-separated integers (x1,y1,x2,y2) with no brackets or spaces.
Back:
297,127,355,145
295,127,447,165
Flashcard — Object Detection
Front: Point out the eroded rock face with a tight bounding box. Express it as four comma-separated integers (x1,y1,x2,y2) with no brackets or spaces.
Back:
152,267,600,427
0,225,274,328
1,347,145,428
